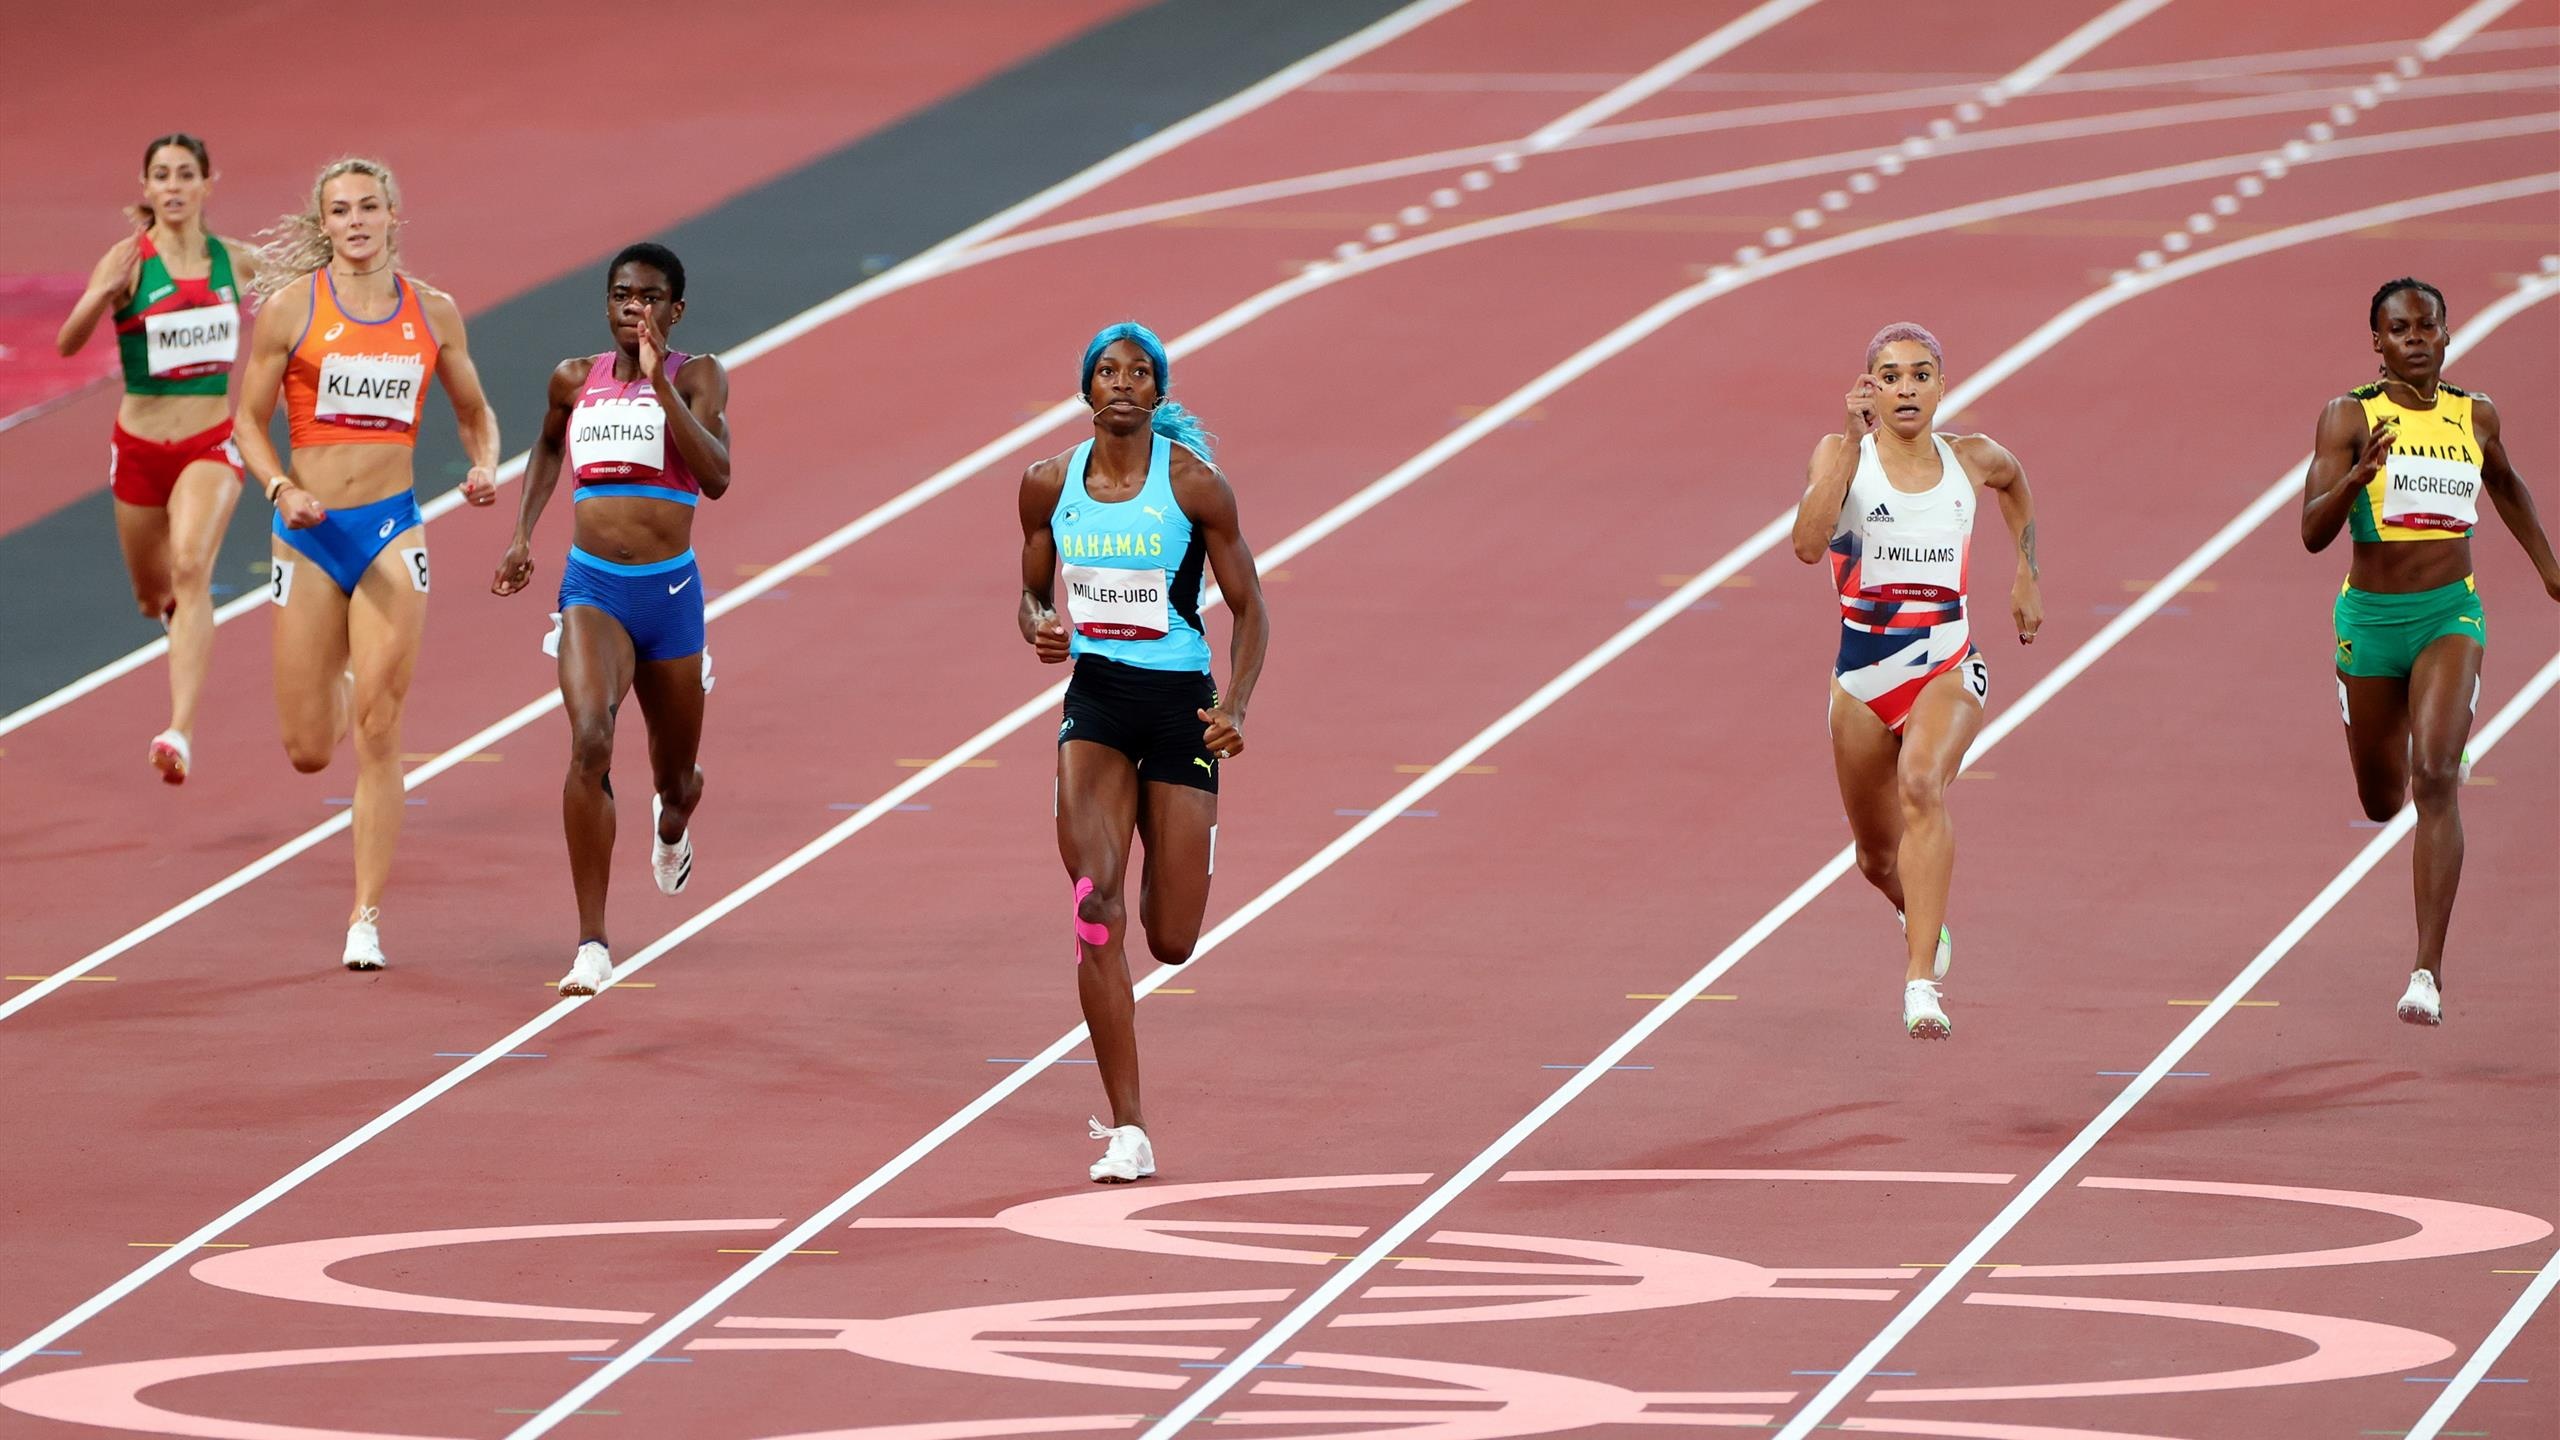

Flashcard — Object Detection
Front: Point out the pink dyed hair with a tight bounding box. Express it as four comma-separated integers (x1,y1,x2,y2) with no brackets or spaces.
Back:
1864,322,1944,371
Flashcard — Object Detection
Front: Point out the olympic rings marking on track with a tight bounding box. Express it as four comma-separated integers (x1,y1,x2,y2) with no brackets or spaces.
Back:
0,1169,2544,1438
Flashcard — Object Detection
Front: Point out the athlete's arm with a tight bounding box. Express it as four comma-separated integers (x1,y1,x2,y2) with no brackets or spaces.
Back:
1018,459,1070,663
419,286,501,507
2473,397,2560,601
648,316,731,499
2302,396,2390,552
1174,452,1268,759
55,231,144,356
1792,375,1877,563
1959,434,2043,646
233,277,326,528
492,358,587,597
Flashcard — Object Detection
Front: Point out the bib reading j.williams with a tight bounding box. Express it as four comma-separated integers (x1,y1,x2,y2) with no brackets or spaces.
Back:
1861,527,1964,601
316,352,427,431
2380,451,2481,531
143,303,238,378
1062,562,1169,640
571,397,666,476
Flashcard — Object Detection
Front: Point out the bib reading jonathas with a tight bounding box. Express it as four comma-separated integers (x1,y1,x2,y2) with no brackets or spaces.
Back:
571,397,667,476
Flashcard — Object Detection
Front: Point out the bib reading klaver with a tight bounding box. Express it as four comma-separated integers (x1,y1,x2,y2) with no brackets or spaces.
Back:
315,352,427,430
1860,527,1965,601
570,397,667,477
1062,562,1169,640
2380,451,2481,532
143,303,239,378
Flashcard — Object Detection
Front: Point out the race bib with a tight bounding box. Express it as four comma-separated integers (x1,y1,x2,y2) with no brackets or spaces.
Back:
144,302,239,377
315,352,426,431
1861,527,1965,600
569,397,666,477
1061,562,1169,640
2379,453,2481,531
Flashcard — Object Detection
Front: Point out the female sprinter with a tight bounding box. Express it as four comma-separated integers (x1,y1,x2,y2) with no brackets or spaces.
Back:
54,134,260,783
2301,278,2560,1026
233,157,500,971
1018,322,1269,1182
1791,323,2042,1039
492,243,730,997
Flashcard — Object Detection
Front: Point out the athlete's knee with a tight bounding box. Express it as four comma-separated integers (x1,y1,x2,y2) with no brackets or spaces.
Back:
283,736,333,774
2409,751,2462,809
1854,842,1898,888
567,714,616,778
1895,766,1948,818
133,586,173,619
349,691,403,756
1145,926,1199,967
168,549,213,593
1075,879,1127,936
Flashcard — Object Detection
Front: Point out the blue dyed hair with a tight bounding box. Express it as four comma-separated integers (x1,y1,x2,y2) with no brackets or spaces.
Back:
1080,321,1216,462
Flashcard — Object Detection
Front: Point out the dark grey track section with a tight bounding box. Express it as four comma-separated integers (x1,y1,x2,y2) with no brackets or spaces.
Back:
0,0,1411,713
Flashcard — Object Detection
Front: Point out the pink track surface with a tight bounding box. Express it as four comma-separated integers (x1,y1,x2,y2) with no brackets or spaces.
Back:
3,3,2556,1438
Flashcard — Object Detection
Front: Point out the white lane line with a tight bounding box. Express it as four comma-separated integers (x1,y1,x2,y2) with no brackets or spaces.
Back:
6,161,2542,1393
2409,1247,2560,1440
1126,208,2560,1439
1778,650,2560,1440
1526,0,1826,150
0,0,1475,741
1993,0,2178,99
2422,0,2527,60
22,77,2509,1030
503,166,2547,1436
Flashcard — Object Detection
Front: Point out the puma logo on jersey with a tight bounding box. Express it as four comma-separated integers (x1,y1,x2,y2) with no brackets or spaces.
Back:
1194,756,1214,774
1142,504,1169,523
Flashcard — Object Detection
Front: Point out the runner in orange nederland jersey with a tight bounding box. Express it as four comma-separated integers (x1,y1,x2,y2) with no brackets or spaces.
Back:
232,157,500,972
54,133,263,783
1791,323,2043,1040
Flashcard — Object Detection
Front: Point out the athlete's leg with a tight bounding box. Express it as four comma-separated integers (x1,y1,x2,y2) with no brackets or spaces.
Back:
632,650,707,845
1828,682,1907,913
1135,780,1217,966
1059,740,1144,1130
113,499,176,624
271,541,353,774
2339,671,2414,823
2403,635,2483,985
560,607,639,946
343,529,430,922
1891,669,1986,984
161,462,240,737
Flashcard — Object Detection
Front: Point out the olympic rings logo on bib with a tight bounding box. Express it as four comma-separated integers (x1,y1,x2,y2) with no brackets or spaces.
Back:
1062,562,1169,640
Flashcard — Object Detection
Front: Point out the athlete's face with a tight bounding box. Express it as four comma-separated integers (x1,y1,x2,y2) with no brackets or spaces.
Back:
2371,289,2448,388
140,145,209,228
322,174,393,265
607,262,684,352
1086,338,1162,436
1868,339,1943,438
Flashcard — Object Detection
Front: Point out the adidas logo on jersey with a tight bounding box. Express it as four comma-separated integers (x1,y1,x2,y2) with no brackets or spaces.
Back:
1868,503,1893,521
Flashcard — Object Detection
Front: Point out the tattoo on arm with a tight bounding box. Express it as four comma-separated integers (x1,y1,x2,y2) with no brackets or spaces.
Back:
2020,520,2039,579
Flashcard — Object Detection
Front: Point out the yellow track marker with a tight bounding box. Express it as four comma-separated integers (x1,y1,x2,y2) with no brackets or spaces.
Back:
2492,1268,2540,1274
130,1242,247,1249
1151,988,1197,995
9,975,115,983
898,758,997,769
2170,999,2276,1006
1628,993,1736,1001
1396,763,1496,775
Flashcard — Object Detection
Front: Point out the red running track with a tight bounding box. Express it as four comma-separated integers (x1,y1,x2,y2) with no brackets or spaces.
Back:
1,2,2554,1437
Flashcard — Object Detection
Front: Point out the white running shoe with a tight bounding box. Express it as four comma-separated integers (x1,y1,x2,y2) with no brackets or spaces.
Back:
343,907,386,971
149,729,190,786
1899,912,1953,981
1904,978,1951,1039
650,794,693,896
557,941,613,997
2396,969,2442,1026
1087,1117,1156,1184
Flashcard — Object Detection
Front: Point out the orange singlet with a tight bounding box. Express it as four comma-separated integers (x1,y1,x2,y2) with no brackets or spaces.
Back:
283,270,441,450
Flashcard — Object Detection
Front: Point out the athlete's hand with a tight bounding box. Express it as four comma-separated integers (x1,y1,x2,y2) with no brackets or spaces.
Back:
2350,418,2395,479
1844,375,1881,437
274,481,327,530
2011,574,2044,645
635,311,666,384
492,542,536,597
1198,707,1244,761
1028,609,1071,664
98,227,146,300
458,465,499,507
